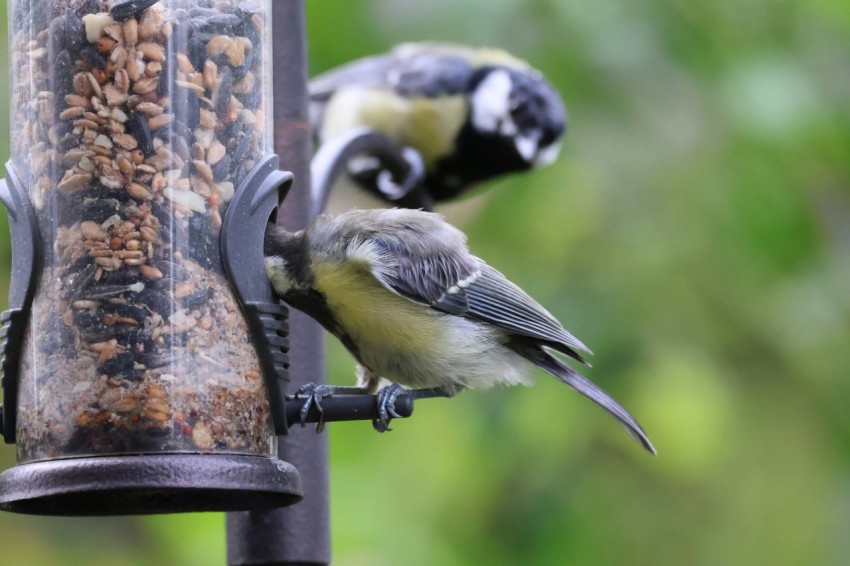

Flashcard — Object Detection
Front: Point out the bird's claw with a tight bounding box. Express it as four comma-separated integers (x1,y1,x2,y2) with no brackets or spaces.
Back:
288,382,333,433
373,384,405,433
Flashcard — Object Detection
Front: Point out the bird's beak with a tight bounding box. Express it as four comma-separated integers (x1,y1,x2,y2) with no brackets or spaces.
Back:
533,141,561,167
515,134,539,162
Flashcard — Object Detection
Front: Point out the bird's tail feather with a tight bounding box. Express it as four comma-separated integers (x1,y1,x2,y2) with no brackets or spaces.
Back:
520,346,656,455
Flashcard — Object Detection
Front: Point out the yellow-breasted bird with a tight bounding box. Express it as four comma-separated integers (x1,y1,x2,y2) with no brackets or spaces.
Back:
264,208,654,454
310,42,567,208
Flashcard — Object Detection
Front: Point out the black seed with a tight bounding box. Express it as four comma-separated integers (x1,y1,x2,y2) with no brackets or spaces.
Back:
79,328,115,343
49,17,66,60
211,154,231,181
110,0,160,22
239,86,262,111
113,324,151,346
162,331,189,348
65,262,97,300
144,423,171,436
231,125,252,164
139,352,168,369
188,212,220,269
69,197,122,224
80,44,106,68
171,119,192,140
134,288,174,316
73,309,108,342
58,131,80,153
50,50,75,105
174,86,200,130
151,200,173,231
180,288,213,310
169,19,192,64
98,351,135,378
157,53,172,98
99,267,141,285
127,111,155,157
230,64,249,82
244,45,259,73
64,12,84,55
64,255,93,278
74,0,102,17
42,315,74,356
81,284,136,301
188,7,219,18
159,210,189,248
187,22,207,71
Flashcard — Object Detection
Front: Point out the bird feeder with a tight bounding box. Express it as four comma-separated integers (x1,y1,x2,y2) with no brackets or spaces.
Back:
0,0,302,515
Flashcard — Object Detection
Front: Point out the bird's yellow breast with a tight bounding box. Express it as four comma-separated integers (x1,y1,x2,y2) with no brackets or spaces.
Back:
311,259,445,355
321,88,467,167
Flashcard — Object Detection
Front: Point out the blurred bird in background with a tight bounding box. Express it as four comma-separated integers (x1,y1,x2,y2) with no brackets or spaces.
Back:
265,208,655,454
309,42,567,212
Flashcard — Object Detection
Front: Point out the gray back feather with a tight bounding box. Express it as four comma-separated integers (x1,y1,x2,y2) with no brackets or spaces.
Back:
307,209,590,361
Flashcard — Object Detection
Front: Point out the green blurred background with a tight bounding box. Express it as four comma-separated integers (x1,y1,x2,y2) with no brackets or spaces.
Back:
2,0,850,564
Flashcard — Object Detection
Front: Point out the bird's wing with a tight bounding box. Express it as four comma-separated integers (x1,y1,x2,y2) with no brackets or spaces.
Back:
387,50,473,98
309,53,398,101
309,46,474,101
461,262,591,359
347,235,590,361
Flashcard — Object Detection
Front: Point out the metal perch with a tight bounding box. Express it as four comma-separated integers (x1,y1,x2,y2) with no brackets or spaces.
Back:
310,127,431,217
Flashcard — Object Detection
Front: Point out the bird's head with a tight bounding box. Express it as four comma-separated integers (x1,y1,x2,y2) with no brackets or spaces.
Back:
264,223,310,295
468,66,567,169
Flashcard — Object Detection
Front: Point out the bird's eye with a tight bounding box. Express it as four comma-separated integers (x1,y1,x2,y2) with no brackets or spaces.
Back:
510,95,535,129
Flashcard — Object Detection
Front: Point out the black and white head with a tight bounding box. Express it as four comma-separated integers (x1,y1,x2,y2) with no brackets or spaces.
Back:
468,65,567,169
263,224,309,296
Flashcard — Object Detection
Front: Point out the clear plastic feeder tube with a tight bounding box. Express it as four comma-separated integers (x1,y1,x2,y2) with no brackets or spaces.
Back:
8,0,275,462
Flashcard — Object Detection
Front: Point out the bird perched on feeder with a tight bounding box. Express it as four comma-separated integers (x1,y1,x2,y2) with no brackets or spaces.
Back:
309,42,567,210
264,209,655,454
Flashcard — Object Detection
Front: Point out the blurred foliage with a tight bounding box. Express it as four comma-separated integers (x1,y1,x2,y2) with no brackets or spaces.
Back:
2,0,850,564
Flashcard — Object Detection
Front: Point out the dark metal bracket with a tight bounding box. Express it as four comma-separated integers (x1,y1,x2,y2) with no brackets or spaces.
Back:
221,155,295,436
310,126,432,218
222,155,417,434
0,162,44,444
0,453,303,516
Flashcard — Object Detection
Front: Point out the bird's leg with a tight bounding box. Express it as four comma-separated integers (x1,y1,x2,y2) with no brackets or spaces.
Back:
373,384,405,432
356,366,402,433
288,383,371,432
373,385,454,432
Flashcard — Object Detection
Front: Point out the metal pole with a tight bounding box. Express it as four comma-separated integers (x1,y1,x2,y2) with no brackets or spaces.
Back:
227,2,331,564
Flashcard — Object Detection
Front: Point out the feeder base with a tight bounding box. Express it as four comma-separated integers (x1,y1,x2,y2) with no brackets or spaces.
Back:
0,453,302,516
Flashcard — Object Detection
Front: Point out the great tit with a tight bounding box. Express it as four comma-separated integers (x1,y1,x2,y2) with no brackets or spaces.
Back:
309,42,567,209
264,209,655,454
